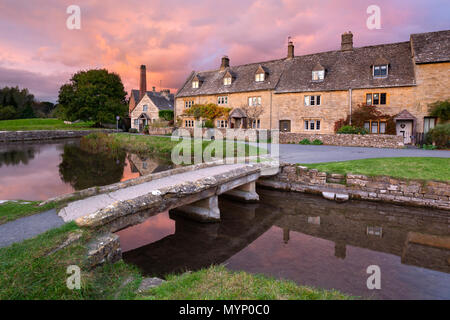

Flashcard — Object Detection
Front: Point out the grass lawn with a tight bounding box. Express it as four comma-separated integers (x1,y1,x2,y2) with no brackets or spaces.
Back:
0,222,350,300
301,157,450,181
82,132,266,159
0,200,58,225
0,118,95,131
141,265,351,300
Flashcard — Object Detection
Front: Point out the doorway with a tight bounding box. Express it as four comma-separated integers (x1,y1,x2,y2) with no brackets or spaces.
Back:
396,120,413,144
279,120,291,132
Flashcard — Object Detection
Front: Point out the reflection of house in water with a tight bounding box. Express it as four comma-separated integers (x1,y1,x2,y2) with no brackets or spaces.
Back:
264,189,450,273
127,154,173,176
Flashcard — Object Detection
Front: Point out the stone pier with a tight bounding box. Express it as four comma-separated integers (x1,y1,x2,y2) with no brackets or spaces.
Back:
224,181,260,202
174,195,221,222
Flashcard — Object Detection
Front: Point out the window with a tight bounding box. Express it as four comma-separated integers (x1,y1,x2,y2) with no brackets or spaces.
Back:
248,96,261,106
143,105,148,112
250,119,261,129
373,65,388,78
185,120,194,128
134,119,139,126
424,117,436,133
304,119,321,131
224,76,232,86
184,100,194,108
255,73,265,82
304,95,321,106
366,93,387,105
216,120,228,128
312,70,325,81
218,96,228,105
364,120,386,134
192,80,199,89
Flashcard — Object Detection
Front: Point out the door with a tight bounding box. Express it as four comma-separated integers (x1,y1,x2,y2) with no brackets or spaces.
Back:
279,120,291,132
396,120,413,144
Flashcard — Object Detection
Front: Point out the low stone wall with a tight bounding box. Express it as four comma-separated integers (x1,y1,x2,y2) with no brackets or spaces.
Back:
0,129,116,142
257,164,449,210
147,127,174,135
279,132,404,148
174,128,272,142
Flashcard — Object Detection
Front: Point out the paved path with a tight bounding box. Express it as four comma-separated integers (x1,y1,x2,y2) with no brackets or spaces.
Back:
59,163,249,222
0,209,64,248
274,144,450,163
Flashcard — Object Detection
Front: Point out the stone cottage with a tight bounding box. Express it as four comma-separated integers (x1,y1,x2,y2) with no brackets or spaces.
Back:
175,30,450,144
129,65,174,131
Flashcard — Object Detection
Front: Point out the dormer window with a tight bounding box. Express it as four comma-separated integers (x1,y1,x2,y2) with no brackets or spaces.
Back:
192,80,199,89
312,62,325,81
223,77,232,86
255,73,265,82
312,70,325,81
373,65,388,78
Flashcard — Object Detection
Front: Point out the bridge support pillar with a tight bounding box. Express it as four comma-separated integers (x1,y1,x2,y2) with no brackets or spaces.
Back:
174,195,220,223
224,181,259,202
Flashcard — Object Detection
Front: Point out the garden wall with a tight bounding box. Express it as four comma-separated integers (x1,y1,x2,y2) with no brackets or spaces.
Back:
173,128,272,142
257,164,449,210
147,127,175,135
279,132,404,148
0,129,116,142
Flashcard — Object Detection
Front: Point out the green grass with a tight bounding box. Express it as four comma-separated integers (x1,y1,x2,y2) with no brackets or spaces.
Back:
140,265,351,300
301,157,450,181
0,223,141,300
0,118,95,131
0,200,58,225
82,132,266,160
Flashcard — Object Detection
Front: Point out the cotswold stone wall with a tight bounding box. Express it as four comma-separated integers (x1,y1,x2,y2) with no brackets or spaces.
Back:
174,128,272,142
0,130,116,142
257,164,449,210
279,132,404,148
147,127,174,135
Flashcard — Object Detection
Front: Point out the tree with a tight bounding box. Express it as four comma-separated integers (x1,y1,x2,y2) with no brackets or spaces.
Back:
183,103,231,121
334,104,396,134
0,86,35,119
58,69,127,126
241,104,263,127
159,110,174,121
0,106,17,120
429,100,450,121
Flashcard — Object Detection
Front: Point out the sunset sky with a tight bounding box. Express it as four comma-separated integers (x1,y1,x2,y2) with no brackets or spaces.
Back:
0,0,449,102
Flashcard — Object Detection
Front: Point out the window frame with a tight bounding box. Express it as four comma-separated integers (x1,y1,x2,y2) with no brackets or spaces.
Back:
312,70,325,81
184,100,194,109
217,96,228,105
373,64,388,78
143,105,148,112
223,76,232,86
423,117,437,133
192,80,199,89
364,120,387,134
255,73,265,82
248,96,262,106
304,95,321,106
366,92,387,106
304,119,321,131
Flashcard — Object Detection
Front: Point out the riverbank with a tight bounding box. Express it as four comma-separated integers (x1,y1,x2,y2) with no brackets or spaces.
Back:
0,200,58,225
0,222,350,300
0,118,95,131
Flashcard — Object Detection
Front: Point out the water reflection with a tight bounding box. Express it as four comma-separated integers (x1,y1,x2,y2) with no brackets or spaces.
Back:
120,189,450,300
0,139,174,201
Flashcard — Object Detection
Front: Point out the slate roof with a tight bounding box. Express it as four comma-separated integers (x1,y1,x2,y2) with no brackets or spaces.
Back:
175,30,449,97
411,30,450,64
130,90,174,111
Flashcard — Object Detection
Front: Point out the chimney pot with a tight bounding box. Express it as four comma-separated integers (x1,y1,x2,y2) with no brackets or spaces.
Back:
287,40,294,59
220,56,230,71
139,65,147,99
341,32,353,51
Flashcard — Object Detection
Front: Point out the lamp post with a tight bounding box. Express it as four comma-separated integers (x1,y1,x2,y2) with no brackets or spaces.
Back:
116,116,120,132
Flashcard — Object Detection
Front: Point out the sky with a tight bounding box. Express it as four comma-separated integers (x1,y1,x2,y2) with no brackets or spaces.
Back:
0,0,449,102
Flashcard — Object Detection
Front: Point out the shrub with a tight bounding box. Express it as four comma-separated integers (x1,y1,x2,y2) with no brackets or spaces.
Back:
0,106,17,120
204,120,215,128
429,100,450,121
428,123,450,149
334,104,395,134
337,125,368,135
150,119,170,128
159,110,174,121
422,144,437,150
128,128,138,133
312,139,323,145
299,139,311,145
144,125,149,134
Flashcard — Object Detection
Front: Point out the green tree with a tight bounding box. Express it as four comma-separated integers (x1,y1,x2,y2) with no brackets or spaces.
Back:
158,110,174,121
58,69,127,126
429,100,450,121
0,86,35,119
0,106,17,120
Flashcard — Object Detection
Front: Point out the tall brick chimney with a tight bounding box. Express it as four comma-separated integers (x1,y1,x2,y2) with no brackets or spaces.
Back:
287,40,294,59
139,65,147,100
220,56,230,71
341,32,353,51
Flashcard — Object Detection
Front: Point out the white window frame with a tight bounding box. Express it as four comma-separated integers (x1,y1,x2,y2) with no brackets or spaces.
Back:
184,100,194,108
216,120,228,128
312,70,324,81
192,80,199,89
251,119,261,129
223,77,232,86
218,96,228,105
304,95,321,106
373,65,388,78
424,117,437,133
248,96,261,106
304,119,321,131
143,105,148,112
134,119,139,126
255,73,265,82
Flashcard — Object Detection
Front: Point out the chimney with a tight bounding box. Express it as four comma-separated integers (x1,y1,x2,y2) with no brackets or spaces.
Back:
341,32,353,51
287,40,294,59
139,65,147,99
152,86,156,92
160,89,170,100
220,56,230,71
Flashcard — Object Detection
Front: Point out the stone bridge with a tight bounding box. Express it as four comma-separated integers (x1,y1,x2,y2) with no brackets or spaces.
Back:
59,161,279,232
